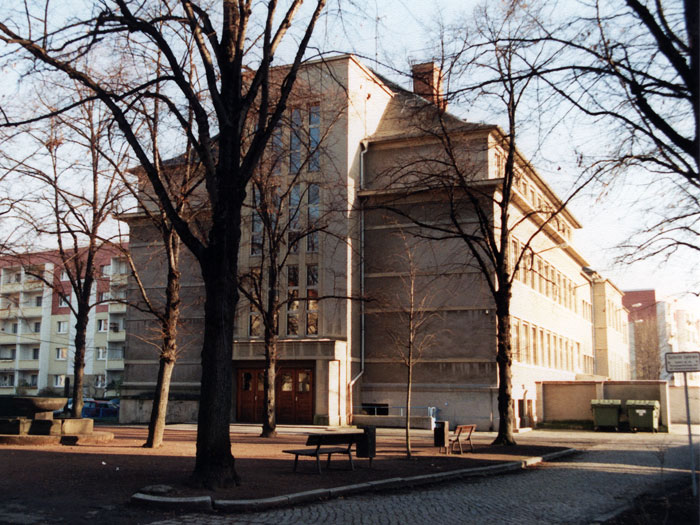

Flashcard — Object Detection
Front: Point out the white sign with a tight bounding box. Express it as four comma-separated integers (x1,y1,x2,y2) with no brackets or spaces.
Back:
666,352,700,373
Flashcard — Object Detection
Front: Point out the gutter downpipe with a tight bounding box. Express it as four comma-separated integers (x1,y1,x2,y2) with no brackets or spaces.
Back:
350,141,369,403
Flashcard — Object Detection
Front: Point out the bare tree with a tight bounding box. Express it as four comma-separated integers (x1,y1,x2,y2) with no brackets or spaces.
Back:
371,228,442,458
0,0,327,487
366,5,591,445
524,1,698,259
1,95,127,418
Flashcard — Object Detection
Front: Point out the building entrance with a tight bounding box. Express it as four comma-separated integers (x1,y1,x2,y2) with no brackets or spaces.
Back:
236,366,313,424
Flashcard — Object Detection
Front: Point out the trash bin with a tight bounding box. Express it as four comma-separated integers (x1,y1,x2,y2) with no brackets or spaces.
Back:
626,400,660,432
356,426,376,460
434,420,449,447
591,399,621,431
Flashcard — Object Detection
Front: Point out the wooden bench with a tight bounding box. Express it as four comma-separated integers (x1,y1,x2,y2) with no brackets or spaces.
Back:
441,424,476,454
283,432,363,474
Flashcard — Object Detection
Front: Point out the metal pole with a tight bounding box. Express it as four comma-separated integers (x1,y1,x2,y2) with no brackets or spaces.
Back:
683,371,697,497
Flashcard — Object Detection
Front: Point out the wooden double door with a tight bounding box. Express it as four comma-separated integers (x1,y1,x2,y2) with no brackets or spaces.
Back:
236,366,313,425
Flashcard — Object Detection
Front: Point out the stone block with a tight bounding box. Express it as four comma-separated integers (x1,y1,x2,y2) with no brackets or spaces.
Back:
0,417,30,435
61,418,94,434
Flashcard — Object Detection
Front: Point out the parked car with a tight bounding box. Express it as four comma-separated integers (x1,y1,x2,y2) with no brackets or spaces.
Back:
82,399,118,419
53,398,120,419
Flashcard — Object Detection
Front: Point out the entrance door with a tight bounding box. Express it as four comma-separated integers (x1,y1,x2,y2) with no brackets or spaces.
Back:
237,369,264,423
276,367,313,425
237,366,313,424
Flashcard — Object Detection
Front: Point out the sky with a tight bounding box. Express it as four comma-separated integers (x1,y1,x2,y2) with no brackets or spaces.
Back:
311,0,699,309
3,0,696,309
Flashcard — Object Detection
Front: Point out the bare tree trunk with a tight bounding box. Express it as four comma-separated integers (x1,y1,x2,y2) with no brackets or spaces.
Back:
191,247,238,488
493,294,516,445
146,355,175,448
144,231,181,448
71,307,89,418
261,264,278,437
405,362,413,458
261,342,277,437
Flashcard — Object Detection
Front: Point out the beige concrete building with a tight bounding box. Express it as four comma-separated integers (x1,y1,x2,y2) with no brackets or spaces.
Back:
0,250,126,397
121,55,626,429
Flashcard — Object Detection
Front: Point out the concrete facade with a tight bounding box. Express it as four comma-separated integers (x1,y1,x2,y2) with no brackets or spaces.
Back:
121,55,627,428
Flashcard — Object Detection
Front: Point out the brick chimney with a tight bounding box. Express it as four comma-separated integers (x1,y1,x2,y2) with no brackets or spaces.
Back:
411,62,447,111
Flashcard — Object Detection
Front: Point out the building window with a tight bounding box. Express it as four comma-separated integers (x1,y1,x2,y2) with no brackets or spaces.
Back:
288,184,301,253
53,374,65,387
0,347,15,360
249,305,262,337
100,264,111,277
55,347,68,360
287,265,299,336
307,184,319,253
98,291,109,302
108,346,124,360
11,322,18,334
32,347,39,360
29,374,37,387
96,347,107,360
58,295,69,308
0,373,15,387
94,375,106,388
33,321,41,333
60,270,69,281
35,295,43,307
57,321,68,334
308,105,320,171
306,264,319,335
289,108,302,173
251,189,263,256
271,126,283,175
97,319,108,332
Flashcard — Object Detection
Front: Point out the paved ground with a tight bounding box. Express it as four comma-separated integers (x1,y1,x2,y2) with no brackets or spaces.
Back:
148,429,698,525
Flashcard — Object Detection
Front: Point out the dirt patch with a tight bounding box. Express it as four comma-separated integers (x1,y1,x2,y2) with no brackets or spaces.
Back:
0,425,567,523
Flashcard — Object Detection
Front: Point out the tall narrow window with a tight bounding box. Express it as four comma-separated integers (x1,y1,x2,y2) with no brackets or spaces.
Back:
307,184,319,252
271,127,283,175
288,185,301,253
251,189,263,255
289,109,302,173
309,106,320,171
249,304,262,337
287,265,299,335
306,264,318,335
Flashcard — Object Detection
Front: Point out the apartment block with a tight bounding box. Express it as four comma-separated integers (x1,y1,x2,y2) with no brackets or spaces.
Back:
0,249,127,397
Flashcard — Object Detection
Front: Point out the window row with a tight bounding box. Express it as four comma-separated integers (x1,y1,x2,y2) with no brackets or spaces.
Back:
511,317,586,373
251,182,320,256
267,105,321,176
247,264,319,338
511,239,583,314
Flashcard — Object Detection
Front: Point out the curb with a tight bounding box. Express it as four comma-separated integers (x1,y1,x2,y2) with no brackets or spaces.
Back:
131,448,577,514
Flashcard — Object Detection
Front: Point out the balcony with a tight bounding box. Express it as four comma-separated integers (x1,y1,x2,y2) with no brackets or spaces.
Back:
0,308,18,319
0,282,22,294
108,302,127,314
0,332,17,344
18,306,43,318
21,280,44,291
110,273,128,286
17,360,39,370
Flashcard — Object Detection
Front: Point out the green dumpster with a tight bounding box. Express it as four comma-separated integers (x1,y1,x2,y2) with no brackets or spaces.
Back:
591,399,622,431
626,400,660,432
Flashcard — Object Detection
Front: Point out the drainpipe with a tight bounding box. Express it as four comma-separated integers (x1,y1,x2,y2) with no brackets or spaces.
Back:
350,140,369,397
